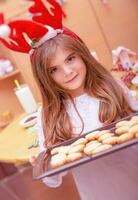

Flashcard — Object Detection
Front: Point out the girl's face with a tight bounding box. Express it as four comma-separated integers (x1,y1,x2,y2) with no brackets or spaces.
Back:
48,47,87,97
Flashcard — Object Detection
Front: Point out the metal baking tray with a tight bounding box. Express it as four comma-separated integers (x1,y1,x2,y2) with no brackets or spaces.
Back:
33,112,138,180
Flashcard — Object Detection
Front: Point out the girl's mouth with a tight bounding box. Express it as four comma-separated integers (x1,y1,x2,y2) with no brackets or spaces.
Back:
65,74,78,83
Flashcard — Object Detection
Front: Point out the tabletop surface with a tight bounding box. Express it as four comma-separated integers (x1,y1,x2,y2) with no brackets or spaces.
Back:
0,113,40,164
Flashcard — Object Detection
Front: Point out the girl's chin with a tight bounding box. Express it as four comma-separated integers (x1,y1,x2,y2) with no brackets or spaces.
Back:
65,84,84,92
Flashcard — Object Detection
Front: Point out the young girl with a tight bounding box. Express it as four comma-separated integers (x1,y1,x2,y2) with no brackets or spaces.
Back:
30,33,138,199
0,1,138,199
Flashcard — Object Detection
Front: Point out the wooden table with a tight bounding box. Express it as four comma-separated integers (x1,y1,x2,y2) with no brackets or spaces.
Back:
0,113,39,164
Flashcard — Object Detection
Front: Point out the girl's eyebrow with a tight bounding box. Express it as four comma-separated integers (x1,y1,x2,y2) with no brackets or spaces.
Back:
65,52,75,62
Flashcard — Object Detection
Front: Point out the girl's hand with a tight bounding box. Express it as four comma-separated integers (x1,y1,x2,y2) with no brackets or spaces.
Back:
29,156,37,167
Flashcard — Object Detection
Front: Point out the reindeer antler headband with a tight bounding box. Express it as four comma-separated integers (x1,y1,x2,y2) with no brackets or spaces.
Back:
0,0,80,54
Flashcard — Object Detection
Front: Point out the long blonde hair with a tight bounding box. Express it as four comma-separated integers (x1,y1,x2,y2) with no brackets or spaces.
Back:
31,33,134,147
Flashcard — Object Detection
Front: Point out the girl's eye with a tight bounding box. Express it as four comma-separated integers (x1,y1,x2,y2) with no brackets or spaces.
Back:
68,55,75,62
50,67,58,74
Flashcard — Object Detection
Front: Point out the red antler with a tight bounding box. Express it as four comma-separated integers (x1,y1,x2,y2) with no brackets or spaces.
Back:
0,1,79,54
0,1,64,53
28,0,63,29
0,18,48,53
0,13,4,25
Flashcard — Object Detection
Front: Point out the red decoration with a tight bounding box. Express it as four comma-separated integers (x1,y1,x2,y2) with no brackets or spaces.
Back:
0,0,78,54
111,64,125,72
121,71,136,86
0,17,49,53
28,0,63,29
0,13,4,24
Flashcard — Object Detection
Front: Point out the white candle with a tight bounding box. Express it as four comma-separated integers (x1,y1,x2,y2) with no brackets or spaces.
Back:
14,84,37,114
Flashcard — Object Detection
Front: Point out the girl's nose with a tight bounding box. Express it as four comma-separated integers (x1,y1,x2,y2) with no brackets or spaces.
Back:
63,66,73,75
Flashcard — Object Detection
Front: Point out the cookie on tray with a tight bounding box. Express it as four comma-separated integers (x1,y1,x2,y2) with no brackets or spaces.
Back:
83,142,101,156
130,116,138,122
51,146,61,155
98,133,114,142
92,144,112,154
86,140,99,147
102,136,118,145
66,152,83,162
129,125,138,136
58,146,71,154
115,120,130,128
69,144,85,154
71,138,87,146
85,131,100,141
128,120,138,127
95,130,111,139
117,133,134,144
51,146,71,155
115,126,129,135
50,153,67,168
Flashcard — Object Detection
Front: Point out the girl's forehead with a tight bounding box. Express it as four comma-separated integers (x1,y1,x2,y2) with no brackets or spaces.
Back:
49,47,73,66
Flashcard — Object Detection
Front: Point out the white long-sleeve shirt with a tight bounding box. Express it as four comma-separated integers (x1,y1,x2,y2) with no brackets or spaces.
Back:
36,83,138,199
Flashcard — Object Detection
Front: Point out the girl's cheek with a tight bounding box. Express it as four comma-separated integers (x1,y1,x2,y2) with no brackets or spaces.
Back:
53,75,63,84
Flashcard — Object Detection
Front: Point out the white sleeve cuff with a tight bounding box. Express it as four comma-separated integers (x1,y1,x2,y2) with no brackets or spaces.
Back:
42,171,68,188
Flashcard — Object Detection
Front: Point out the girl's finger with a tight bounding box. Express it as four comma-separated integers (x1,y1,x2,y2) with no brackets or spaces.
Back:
29,156,36,166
